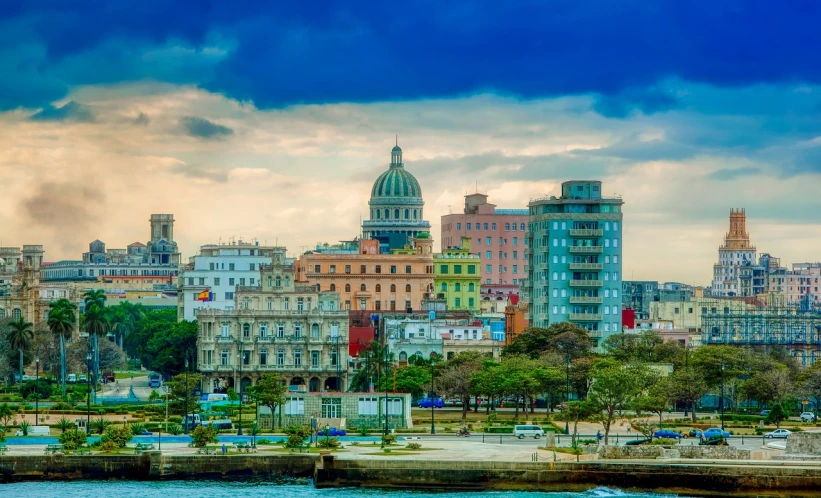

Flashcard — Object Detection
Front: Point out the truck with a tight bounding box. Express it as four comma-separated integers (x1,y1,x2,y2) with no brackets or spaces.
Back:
148,373,162,388
183,412,233,431
103,371,115,383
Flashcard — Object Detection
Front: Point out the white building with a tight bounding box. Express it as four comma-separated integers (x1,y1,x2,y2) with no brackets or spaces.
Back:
711,209,759,297
178,241,287,321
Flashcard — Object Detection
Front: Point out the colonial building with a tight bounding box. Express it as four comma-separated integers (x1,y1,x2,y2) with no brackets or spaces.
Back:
433,237,481,311
295,237,434,312
196,251,349,394
711,209,762,297
361,143,431,252
440,193,529,289
527,180,624,347
0,245,72,326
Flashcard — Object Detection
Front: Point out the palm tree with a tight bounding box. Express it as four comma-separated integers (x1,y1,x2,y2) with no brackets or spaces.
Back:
110,302,145,351
6,317,33,388
48,299,77,397
350,341,393,392
83,289,108,390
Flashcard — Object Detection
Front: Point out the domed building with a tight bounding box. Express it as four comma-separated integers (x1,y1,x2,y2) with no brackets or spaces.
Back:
362,143,431,251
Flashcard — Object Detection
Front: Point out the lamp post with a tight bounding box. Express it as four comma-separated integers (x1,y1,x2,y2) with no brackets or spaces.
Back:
184,355,189,435
565,351,571,435
123,415,127,428
237,340,243,436
382,344,389,449
720,361,725,430
430,356,436,435
86,351,92,434
34,350,40,425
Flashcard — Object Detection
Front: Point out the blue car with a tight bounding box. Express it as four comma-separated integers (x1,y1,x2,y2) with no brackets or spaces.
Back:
703,428,731,439
653,429,683,440
418,397,444,408
317,427,347,437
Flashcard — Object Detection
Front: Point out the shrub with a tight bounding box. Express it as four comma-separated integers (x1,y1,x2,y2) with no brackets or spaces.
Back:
101,425,133,449
284,425,312,448
406,442,422,450
381,433,397,445
0,426,5,443
91,417,112,435
56,417,76,432
256,438,272,445
166,423,183,435
129,423,146,435
650,438,679,446
191,425,218,448
18,421,31,436
22,381,52,400
100,441,120,452
59,429,88,451
317,436,341,449
383,448,392,453
358,426,370,436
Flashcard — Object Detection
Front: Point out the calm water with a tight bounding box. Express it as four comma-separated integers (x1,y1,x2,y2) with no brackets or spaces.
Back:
1,480,688,498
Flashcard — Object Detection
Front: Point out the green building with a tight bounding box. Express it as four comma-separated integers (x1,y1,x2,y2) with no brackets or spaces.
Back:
434,237,481,311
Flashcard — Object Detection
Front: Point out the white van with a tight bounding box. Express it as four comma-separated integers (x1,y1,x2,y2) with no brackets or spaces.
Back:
16,425,50,436
67,374,77,384
513,425,545,439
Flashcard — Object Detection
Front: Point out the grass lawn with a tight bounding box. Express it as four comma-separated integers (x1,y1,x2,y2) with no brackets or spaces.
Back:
114,372,147,379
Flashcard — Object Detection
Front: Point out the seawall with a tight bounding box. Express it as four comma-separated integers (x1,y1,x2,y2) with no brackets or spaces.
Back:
0,453,316,482
314,456,821,497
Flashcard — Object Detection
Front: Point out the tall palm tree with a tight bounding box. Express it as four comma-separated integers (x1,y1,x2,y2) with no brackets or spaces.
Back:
83,289,108,389
6,317,33,387
110,302,145,351
48,299,77,397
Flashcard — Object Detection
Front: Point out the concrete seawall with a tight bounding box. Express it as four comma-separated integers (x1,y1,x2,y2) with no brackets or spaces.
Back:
314,456,821,497
0,453,316,482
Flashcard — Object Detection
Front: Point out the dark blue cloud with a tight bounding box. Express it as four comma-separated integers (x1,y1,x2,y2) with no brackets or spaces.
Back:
2,1,821,111
180,116,233,139
30,101,94,122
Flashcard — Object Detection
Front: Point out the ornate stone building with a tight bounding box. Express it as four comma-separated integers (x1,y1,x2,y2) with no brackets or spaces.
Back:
197,250,349,394
361,143,431,252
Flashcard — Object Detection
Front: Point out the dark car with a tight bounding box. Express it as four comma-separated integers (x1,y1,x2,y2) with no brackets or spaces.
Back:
700,437,729,446
688,429,703,438
418,397,445,408
653,429,683,440
625,438,650,446
136,428,153,436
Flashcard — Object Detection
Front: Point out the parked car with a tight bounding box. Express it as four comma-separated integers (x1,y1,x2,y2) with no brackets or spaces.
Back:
417,397,444,408
67,374,77,384
136,428,153,436
513,425,545,439
800,412,817,423
78,375,87,382
700,437,728,446
317,427,347,437
653,429,683,440
760,409,770,417
764,429,792,439
625,438,650,446
703,428,731,439
687,429,703,438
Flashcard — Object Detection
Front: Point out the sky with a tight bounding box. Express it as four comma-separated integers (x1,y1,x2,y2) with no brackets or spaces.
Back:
1,1,820,285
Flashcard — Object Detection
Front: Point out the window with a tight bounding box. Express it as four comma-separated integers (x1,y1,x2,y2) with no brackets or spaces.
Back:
295,324,303,338
229,263,235,271
552,272,558,281
390,284,396,292
491,223,496,230
311,323,320,337
360,283,366,292
561,272,566,280
486,265,492,273
467,223,471,230
454,265,462,274
276,349,285,366
612,305,618,315
375,265,382,274
239,278,245,286
345,284,351,292
561,305,566,314
605,307,610,315
468,283,475,291
405,265,411,274
375,284,382,292
613,290,618,298
457,223,462,230
322,398,342,418
552,289,558,297
614,222,619,230
390,265,397,274
214,277,220,285
345,265,351,274
229,278,235,285
311,350,320,366
221,350,230,366
405,284,411,292
553,239,558,247
505,223,510,230
561,289,567,297
241,350,250,366
285,397,305,415
330,264,336,274
294,349,302,366
520,223,526,231
358,397,379,415
605,289,610,297
242,323,251,339
330,283,336,291
455,297,461,307
468,297,475,308
455,283,461,291
513,265,518,274
360,264,366,274
552,305,558,315
297,297,304,311
276,324,285,338
613,255,619,264
486,237,492,245
513,237,518,246
486,251,492,259
440,264,448,274
224,292,234,300
613,239,619,248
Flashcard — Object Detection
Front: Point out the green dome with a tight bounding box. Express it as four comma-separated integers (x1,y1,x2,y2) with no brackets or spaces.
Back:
416,232,431,239
371,166,423,199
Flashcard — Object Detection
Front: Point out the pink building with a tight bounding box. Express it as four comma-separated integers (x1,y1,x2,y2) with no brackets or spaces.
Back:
440,193,529,291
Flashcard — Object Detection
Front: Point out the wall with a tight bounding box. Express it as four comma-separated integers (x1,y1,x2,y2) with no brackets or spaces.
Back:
598,445,751,460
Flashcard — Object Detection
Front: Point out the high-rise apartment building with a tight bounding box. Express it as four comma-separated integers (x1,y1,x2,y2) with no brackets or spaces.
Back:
440,193,528,290
711,209,761,297
526,181,624,346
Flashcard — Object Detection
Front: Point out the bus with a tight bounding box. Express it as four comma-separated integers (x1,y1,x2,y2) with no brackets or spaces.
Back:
148,373,162,388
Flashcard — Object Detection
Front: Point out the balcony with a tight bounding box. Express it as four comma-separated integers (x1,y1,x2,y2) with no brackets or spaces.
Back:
569,263,603,271
535,295,548,304
216,335,235,343
537,263,549,270
535,313,547,321
569,296,603,304
569,246,603,254
569,313,603,321
570,229,603,237
569,280,603,288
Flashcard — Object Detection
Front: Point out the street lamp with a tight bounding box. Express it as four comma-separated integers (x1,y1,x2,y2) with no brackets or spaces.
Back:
123,415,127,428
430,356,436,435
34,350,40,425
565,351,571,435
237,340,243,436
382,344,389,449
720,361,725,430
85,351,92,434
184,355,189,435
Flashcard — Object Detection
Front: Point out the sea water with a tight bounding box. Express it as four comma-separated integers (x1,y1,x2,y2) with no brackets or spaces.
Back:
1,479,689,498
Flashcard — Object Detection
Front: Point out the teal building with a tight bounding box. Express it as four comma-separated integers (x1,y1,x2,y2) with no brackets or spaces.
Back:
526,181,624,348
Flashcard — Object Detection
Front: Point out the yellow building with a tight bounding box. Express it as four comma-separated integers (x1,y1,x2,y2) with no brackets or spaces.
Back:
434,237,481,311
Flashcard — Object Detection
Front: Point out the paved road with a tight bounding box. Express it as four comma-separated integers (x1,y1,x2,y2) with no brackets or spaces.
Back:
98,373,157,401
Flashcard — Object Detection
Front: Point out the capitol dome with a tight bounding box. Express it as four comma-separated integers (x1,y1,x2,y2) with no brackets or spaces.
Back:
370,147,423,200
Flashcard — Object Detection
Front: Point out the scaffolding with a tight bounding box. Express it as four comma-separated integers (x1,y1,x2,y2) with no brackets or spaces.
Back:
700,298,821,366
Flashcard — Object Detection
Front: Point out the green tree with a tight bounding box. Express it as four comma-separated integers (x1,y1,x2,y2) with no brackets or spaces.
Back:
633,376,672,427
47,298,77,397
101,424,132,448
471,361,504,414
554,400,596,447
349,341,391,392
766,402,788,428
169,372,203,416
6,317,33,386
740,366,792,408
587,360,650,445
58,429,88,451
667,368,708,422
375,364,431,399
126,309,197,375
82,289,109,387
798,365,821,418
247,372,287,429
191,425,218,448
503,323,591,360
497,355,546,417
436,352,485,419
691,345,746,389
110,302,145,351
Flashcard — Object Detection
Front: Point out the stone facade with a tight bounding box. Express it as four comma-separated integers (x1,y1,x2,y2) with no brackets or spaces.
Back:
599,444,751,460
258,391,412,430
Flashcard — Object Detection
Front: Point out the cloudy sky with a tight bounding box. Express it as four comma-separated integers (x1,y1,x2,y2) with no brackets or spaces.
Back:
1,1,820,285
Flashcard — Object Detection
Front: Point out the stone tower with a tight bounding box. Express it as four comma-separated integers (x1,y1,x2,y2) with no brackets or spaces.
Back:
150,214,175,242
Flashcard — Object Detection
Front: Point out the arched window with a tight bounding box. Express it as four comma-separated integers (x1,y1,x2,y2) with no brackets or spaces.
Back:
345,284,351,292
405,284,411,292
413,209,417,219
390,284,396,292
376,209,381,219
384,208,389,219
275,276,281,287
0,309,4,318
311,323,320,337
12,308,21,319
404,208,409,219
360,283,366,292
375,284,382,292
394,208,400,219
455,283,461,291
505,223,510,230
330,283,336,291
520,223,526,231
399,351,408,362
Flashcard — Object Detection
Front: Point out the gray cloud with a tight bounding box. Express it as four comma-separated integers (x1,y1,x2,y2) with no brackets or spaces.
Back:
706,166,762,181
579,138,699,162
173,162,229,183
30,101,95,122
134,112,150,126
20,181,105,253
593,88,680,118
180,116,233,139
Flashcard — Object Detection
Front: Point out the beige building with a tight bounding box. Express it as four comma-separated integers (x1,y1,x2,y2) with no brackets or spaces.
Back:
650,297,759,330
295,237,434,312
197,251,349,394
